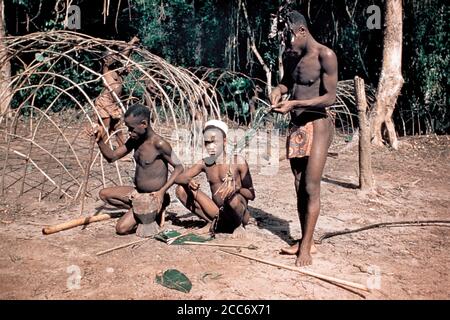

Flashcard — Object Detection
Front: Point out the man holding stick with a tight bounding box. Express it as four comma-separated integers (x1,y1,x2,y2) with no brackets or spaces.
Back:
88,103,183,237
94,36,139,147
270,11,337,266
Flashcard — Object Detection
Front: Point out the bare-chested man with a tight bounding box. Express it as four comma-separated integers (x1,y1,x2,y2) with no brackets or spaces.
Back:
270,11,337,266
175,120,255,234
89,103,183,236
94,36,139,146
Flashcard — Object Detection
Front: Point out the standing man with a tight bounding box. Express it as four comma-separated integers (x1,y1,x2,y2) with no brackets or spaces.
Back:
94,36,139,147
270,11,337,266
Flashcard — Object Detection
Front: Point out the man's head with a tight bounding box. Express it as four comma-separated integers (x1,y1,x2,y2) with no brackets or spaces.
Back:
124,104,151,140
285,10,309,49
102,50,117,66
203,120,228,159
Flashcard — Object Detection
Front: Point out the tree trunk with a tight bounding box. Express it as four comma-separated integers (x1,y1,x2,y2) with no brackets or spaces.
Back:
370,0,404,150
241,1,272,95
192,1,202,66
355,76,374,191
0,0,12,118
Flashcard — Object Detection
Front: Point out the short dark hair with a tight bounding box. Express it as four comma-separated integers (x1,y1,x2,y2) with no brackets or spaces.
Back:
124,103,150,121
287,10,308,30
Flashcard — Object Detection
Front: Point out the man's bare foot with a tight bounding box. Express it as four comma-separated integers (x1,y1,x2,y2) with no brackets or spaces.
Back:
242,209,250,226
231,225,247,239
195,223,213,235
296,251,313,267
280,239,317,255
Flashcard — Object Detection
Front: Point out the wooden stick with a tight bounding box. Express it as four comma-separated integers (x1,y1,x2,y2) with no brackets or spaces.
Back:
221,249,370,293
96,238,149,256
166,231,191,245
182,241,257,249
11,149,73,199
79,136,96,214
42,213,112,235
317,219,450,244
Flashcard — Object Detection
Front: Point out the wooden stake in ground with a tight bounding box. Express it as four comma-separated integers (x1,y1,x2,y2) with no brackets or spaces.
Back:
354,76,374,190
221,249,370,293
42,213,112,235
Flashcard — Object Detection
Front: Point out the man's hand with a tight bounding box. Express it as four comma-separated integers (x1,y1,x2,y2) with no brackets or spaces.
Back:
150,190,165,213
215,174,239,201
130,36,140,44
217,184,238,200
188,179,200,191
271,100,295,114
270,86,282,106
85,124,104,142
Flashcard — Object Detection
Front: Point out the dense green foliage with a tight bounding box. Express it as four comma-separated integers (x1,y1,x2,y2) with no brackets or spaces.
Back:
4,0,448,133
10,50,100,115
401,1,449,134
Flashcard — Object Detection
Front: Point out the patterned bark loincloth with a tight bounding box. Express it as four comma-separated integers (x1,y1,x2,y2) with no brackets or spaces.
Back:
286,122,314,159
286,110,335,159
95,92,122,119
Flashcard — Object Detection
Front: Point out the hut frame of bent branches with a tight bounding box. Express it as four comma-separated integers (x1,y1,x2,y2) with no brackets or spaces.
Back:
0,31,220,202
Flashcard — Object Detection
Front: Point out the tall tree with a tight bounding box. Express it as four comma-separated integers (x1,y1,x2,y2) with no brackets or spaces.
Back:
370,0,404,149
0,0,12,117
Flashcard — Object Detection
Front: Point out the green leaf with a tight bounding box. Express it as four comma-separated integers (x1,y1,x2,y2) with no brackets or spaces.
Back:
155,269,192,293
154,229,211,244
154,229,182,243
172,233,210,245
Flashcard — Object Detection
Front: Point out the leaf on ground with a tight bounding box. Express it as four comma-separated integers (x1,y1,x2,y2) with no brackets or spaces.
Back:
155,269,192,293
154,229,181,243
154,229,212,244
172,233,211,245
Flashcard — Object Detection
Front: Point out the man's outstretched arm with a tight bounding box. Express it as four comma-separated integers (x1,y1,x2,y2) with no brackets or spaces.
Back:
121,36,140,58
91,125,133,162
175,160,204,188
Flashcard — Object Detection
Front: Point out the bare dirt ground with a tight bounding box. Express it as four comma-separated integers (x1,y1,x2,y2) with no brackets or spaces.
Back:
1,130,449,300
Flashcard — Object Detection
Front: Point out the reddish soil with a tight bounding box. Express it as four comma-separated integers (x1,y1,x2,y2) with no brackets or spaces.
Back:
1,129,449,300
